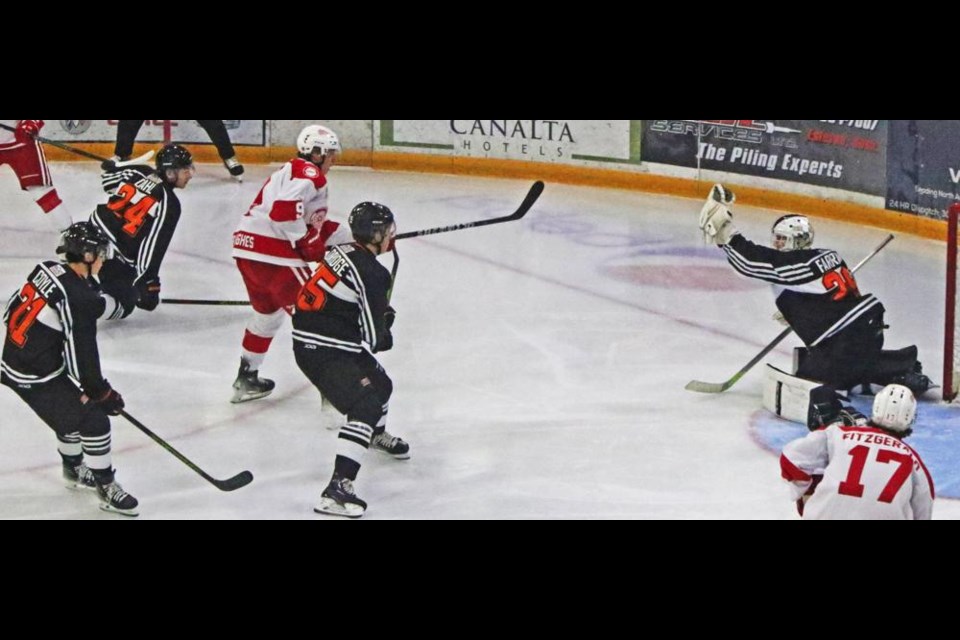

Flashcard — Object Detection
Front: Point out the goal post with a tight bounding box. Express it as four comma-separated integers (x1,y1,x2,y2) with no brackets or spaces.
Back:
945,203,960,401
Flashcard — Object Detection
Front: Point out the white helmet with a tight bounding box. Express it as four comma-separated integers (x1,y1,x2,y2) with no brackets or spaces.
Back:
771,215,814,251
297,125,341,157
871,384,917,433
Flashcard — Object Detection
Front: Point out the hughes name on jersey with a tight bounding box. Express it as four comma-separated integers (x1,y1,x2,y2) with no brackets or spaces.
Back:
90,164,181,286
232,158,351,267
2,261,110,396
292,244,393,354
722,234,883,346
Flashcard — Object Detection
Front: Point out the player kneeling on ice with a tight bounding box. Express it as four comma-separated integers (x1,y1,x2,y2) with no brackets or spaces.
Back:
2,223,138,516
292,202,408,518
89,144,196,319
779,383,934,520
697,183,934,396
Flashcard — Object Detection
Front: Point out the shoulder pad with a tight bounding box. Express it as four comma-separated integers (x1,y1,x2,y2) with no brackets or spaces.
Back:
289,158,327,189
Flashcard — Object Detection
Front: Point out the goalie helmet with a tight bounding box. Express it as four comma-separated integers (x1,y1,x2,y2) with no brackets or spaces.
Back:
349,202,395,244
771,214,814,251
297,125,341,157
871,383,917,433
56,221,112,263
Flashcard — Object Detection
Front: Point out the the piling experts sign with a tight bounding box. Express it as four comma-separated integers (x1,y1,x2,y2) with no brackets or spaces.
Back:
641,120,886,196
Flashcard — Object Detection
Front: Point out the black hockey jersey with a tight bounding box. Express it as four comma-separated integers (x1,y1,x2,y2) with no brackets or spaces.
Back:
89,164,182,287
291,243,393,354
722,233,884,345
2,261,110,396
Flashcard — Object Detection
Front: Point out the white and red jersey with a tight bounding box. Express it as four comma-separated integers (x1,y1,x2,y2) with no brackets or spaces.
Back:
0,119,33,150
232,157,352,267
0,119,22,149
780,423,934,520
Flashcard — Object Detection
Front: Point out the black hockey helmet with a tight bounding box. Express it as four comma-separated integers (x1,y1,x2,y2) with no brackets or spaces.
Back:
348,202,395,244
56,221,112,263
156,144,194,173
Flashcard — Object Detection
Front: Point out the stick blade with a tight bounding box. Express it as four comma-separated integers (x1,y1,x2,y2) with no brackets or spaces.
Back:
684,380,730,394
512,180,545,219
212,470,254,492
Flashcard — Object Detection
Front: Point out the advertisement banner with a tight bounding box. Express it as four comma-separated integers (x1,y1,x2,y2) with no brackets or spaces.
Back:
376,120,641,165
42,120,267,145
641,120,886,195
886,120,960,220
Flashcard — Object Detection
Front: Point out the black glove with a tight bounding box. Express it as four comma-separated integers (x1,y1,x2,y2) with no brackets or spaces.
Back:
136,277,161,311
806,385,842,431
384,305,396,330
87,381,125,416
839,407,868,426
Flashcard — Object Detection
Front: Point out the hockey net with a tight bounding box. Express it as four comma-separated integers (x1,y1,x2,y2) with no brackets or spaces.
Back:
946,203,960,401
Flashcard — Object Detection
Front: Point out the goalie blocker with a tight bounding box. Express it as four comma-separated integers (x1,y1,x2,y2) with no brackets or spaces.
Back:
763,365,867,431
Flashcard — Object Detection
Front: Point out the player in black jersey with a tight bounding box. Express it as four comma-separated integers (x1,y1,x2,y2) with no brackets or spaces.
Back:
2,222,138,516
699,183,933,395
292,202,408,518
89,143,195,318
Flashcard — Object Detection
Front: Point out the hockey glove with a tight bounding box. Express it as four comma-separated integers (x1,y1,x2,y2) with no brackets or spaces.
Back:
698,184,738,245
14,119,43,143
839,407,868,427
135,277,161,311
807,385,843,431
86,381,125,416
295,227,326,263
384,305,396,330
772,311,789,326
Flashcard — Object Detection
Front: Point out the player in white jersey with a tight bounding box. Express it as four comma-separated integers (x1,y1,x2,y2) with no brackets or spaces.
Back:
230,124,353,403
780,384,934,520
0,120,74,230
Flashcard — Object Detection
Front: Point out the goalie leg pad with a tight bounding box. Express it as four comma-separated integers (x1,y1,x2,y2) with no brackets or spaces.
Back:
762,365,823,426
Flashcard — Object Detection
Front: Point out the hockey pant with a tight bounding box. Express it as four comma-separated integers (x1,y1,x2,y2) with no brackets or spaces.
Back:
1,373,114,472
294,345,392,479
797,307,884,391
236,259,312,369
96,259,140,320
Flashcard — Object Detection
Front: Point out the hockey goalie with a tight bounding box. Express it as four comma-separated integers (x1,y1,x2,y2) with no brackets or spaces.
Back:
698,183,935,408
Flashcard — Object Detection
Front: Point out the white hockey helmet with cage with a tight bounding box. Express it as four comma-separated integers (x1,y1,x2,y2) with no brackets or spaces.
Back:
771,214,815,251
871,384,917,433
297,125,341,157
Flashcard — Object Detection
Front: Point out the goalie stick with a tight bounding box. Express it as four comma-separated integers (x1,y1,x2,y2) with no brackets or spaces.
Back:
0,123,154,167
119,410,253,491
685,233,895,394
394,180,544,240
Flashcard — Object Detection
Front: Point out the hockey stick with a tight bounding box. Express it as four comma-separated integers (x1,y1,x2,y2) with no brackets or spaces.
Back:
387,245,399,302
684,233,895,394
119,410,254,491
0,123,154,167
162,298,250,306
394,180,544,240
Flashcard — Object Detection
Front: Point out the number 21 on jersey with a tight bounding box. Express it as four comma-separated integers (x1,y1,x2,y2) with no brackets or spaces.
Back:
7,283,48,348
106,183,157,236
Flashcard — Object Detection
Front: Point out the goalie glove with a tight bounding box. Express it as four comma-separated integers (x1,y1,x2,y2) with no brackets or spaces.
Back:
698,184,738,245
